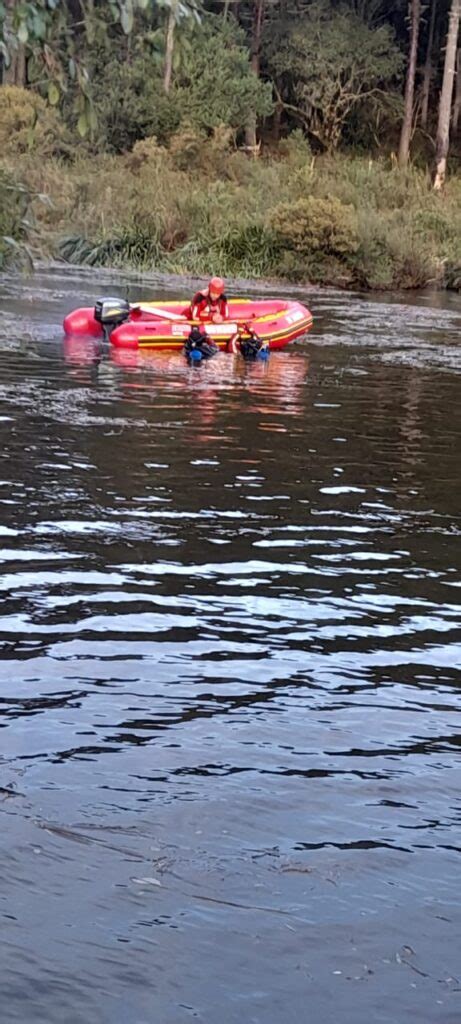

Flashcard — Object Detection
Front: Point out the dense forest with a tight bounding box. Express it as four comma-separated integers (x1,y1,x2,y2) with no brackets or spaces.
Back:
0,0,460,289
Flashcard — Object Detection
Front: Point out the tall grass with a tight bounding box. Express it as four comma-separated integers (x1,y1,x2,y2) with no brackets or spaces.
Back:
0,169,41,269
2,139,461,290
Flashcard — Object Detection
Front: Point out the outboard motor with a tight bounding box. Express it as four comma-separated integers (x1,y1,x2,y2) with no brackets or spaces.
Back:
94,297,130,340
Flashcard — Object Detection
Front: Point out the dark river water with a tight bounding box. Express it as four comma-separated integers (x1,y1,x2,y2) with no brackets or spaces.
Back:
0,267,460,1024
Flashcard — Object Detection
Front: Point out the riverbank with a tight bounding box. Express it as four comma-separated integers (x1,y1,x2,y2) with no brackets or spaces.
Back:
2,136,461,292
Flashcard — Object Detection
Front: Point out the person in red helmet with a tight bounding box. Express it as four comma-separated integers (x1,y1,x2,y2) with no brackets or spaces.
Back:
189,277,229,324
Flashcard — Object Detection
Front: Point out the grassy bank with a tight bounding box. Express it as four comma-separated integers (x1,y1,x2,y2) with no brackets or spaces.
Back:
1,131,461,291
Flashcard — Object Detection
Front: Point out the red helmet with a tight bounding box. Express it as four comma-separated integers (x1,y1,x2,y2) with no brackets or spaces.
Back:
209,276,225,294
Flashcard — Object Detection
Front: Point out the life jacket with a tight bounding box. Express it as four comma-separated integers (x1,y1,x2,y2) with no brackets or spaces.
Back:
190,289,228,321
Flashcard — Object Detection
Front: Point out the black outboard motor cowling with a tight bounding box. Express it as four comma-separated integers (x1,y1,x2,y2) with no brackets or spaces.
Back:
94,297,130,338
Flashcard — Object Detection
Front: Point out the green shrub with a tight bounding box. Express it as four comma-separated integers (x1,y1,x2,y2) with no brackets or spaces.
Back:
0,85,65,158
276,129,313,167
443,262,461,290
168,126,208,171
271,195,359,257
0,168,44,269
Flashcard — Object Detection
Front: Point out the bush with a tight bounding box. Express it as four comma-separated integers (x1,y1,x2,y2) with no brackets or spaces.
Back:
126,135,167,172
271,195,359,257
277,129,313,167
444,262,461,290
0,168,40,269
168,126,208,171
0,86,65,158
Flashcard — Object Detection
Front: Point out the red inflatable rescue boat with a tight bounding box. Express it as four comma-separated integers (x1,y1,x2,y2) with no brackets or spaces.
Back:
63,297,313,351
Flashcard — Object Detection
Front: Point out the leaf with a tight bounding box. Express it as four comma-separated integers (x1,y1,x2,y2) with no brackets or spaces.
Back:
32,13,47,40
17,21,29,44
48,81,60,106
26,123,37,149
120,3,134,33
0,40,10,65
77,113,89,137
68,57,76,80
88,104,98,133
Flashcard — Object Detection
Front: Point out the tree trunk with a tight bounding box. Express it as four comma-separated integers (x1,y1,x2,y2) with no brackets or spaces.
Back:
420,0,437,128
244,0,265,154
453,47,461,129
399,0,421,166
3,44,25,86
433,0,461,189
163,1,177,95
272,95,283,143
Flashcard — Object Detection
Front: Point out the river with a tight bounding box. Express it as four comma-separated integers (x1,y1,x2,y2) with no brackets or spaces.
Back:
0,267,460,1024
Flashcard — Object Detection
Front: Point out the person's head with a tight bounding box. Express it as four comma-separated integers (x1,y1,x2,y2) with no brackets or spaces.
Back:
208,276,225,300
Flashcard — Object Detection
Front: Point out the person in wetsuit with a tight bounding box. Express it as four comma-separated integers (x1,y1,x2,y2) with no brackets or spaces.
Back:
189,277,229,323
184,325,218,362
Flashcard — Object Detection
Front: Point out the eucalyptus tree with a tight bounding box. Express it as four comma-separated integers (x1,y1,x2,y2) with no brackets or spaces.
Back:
433,0,460,188
398,0,421,166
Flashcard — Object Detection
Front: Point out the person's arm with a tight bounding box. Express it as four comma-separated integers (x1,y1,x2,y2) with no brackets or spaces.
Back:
191,293,203,320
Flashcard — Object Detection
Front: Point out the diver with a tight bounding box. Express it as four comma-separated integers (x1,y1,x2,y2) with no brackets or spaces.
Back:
229,325,269,360
184,325,219,363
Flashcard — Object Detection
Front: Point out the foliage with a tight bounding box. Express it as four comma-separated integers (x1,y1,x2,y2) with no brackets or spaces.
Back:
0,166,44,269
271,195,359,257
0,84,65,157
264,0,404,149
91,14,272,152
205,222,281,277
90,57,176,152
59,229,163,268
0,0,460,185
0,0,203,137
2,138,460,288
170,16,273,134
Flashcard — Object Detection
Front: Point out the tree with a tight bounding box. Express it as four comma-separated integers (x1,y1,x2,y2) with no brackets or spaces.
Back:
398,0,421,166
0,1,199,131
92,14,272,150
163,0,177,93
453,46,461,129
161,0,202,94
244,0,265,152
433,0,461,189
169,15,273,136
265,1,404,150
420,0,437,128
